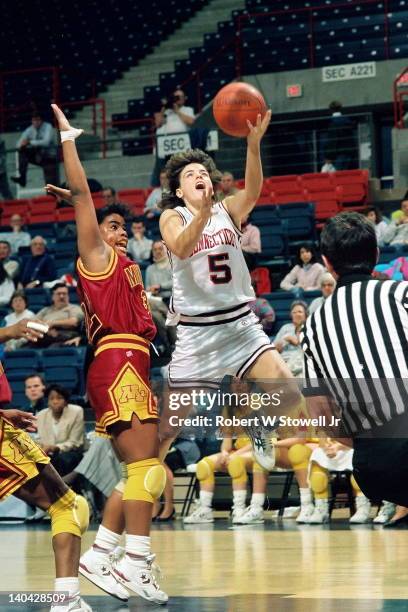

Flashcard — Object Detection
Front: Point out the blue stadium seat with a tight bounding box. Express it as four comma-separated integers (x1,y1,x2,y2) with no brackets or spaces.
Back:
25,288,51,312
277,203,316,242
4,349,41,376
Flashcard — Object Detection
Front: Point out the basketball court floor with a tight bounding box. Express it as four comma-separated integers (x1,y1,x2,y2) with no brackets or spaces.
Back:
1,518,407,611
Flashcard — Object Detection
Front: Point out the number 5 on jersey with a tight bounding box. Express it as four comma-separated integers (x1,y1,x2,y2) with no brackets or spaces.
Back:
208,253,232,284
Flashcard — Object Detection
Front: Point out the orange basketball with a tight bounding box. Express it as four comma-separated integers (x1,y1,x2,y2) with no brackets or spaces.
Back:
213,82,268,138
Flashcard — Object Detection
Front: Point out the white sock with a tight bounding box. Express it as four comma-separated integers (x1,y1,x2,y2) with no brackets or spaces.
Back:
251,493,265,508
300,487,313,506
316,498,329,509
125,535,151,567
200,490,213,508
54,577,79,600
94,525,121,553
233,489,247,509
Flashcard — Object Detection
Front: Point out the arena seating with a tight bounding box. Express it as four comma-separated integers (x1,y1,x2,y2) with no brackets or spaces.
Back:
116,0,408,130
3,346,88,406
0,0,207,130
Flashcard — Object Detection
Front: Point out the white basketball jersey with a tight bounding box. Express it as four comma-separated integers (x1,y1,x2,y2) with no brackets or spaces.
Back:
168,202,255,317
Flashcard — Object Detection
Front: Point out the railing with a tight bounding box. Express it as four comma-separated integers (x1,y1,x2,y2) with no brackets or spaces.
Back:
393,66,408,128
235,0,391,77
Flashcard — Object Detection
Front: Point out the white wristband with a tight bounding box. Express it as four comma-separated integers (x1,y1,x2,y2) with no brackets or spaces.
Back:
60,127,84,143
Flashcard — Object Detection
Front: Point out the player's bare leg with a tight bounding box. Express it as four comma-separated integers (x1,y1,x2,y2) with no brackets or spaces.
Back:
15,463,90,611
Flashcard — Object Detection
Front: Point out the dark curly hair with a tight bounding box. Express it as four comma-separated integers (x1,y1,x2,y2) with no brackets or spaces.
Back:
159,149,221,210
96,203,130,224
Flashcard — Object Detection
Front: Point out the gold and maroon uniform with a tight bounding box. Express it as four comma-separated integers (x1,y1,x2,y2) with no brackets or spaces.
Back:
76,248,158,436
0,365,50,500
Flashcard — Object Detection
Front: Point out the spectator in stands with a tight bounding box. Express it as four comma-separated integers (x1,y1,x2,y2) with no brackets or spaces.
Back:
24,373,46,414
33,283,84,347
280,244,325,296
364,207,388,247
308,272,336,315
145,240,173,300
322,101,356,171
0,240,19,279
127,217,153,263
3,290,35,350
241,214,261,271
102,186,119,206
383,193,408,247
0,138,12,200
249,281,276,335
18,235,57,288
0,262,15,307
144,170,168,218
11,112,59,187
36,384,85,476
1,214,31,254
151,88,196,186
216,171,238,199
274,300,308,376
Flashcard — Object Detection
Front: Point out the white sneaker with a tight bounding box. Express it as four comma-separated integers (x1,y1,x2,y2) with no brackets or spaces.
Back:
373,501,396,524
296,504,315,524
244,424,276,471
183,501,214,524
308,500,330,524
349,496,372,524
234,505,264,524
112,553,168,604
50,596,92,612
231,505,247,523
79,546,129,601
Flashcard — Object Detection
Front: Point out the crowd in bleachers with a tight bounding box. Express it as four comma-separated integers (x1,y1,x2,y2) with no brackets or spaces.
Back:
1,164,408,525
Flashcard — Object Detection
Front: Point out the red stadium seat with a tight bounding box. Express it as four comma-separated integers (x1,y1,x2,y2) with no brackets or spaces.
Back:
300,172,334,192
92,192,106,209
56,208,76,222
27,213,55,224
30,195,55,208
267,175,307,204
118,189,146,208
332,170,369,209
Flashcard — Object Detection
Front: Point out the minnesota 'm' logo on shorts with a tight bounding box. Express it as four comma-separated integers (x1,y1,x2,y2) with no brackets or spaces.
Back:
99,362,158,431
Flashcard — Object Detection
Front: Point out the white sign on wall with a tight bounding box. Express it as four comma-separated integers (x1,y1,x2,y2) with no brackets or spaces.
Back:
157,130,219,159
322,62,376,83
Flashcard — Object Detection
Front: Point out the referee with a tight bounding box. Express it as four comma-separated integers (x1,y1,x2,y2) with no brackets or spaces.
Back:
301,212,408,506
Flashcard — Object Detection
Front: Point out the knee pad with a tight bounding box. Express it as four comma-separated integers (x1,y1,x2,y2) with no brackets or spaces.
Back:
48,490,89,538
114,479,126,494
227,455,248,485
288,444,312,471
196,457,215,486
123,458,166,504
310,463,329,499
350,474,361,494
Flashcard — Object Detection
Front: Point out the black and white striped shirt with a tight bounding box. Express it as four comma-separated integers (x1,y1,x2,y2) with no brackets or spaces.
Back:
300,274,408,434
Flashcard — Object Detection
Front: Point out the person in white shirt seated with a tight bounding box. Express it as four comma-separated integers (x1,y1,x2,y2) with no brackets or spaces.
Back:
3,290,35,351
363,207,389,248
11,112,59,187
127,218,153,264
0,214,31,255
308,272,336,315
0,262,15,308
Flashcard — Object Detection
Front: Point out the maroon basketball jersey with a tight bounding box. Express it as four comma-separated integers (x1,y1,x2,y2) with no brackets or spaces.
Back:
76,249,156,346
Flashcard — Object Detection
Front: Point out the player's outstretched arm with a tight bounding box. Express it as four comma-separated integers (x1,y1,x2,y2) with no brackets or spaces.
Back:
50,104,110,273
0,319,45,344
224,109,272,226
0,409,37,431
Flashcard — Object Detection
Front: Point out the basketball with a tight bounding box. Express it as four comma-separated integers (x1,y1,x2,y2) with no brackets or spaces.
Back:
213,82,268,138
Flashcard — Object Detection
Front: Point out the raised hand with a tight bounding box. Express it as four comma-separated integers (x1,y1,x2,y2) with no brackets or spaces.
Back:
200,183,214,217
246,109,272,152
51,103,72,131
